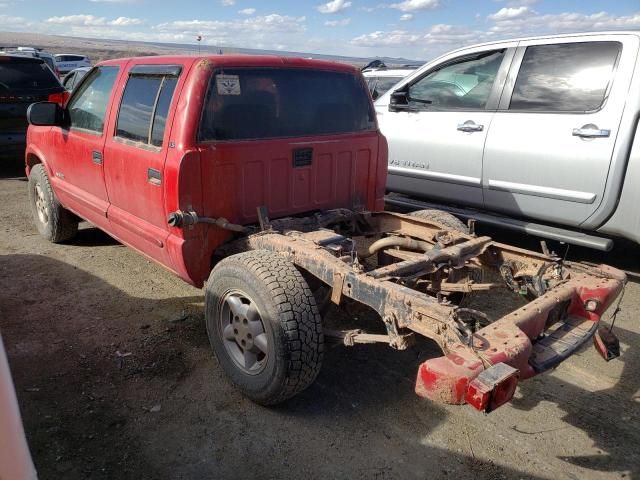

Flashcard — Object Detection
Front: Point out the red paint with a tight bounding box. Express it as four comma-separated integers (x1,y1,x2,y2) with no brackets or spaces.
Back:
47,91,69,107
26,55,385,287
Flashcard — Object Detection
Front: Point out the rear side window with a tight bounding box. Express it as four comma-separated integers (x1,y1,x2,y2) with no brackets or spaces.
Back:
199,68,375,141
509,42,621,112
0,59,60,91
67,66,118,133
115,72,179,147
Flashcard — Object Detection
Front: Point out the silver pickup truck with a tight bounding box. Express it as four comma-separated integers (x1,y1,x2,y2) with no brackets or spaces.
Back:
376,31,640,251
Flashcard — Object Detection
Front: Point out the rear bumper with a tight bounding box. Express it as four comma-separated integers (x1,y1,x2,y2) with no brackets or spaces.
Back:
415,264,626,411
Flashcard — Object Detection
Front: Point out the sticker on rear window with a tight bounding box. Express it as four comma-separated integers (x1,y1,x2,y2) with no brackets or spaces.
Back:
216,75,241,95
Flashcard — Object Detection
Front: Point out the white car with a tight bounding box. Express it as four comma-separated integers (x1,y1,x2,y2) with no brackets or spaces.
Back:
54,53,91,75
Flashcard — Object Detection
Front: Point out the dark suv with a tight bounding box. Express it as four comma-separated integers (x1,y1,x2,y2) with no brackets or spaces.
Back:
0,55,65,161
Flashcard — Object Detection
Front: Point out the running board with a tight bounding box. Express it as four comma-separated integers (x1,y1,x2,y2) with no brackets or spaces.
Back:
529,316,598,373
385,195,613,252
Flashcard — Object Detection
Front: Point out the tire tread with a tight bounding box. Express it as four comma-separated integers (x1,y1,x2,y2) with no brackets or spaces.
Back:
207,250,323,405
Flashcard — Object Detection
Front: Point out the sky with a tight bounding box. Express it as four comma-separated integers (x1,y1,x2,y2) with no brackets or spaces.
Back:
1,0,640,60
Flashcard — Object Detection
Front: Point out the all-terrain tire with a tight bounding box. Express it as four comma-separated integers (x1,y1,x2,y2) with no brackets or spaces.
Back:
409,209,467,233
28,164,78,243
205,250,324,405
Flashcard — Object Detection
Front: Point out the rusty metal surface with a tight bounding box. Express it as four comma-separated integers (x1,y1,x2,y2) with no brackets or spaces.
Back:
223,208,626,409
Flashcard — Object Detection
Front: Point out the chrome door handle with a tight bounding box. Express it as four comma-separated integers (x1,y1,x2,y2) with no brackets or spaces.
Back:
457,122,484,132
572,127,610,138
91,151,102,165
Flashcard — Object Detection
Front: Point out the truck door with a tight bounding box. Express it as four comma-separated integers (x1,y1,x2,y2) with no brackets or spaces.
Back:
103,65,182,264
482,35,637,226
48,66,120,224
378,46,515,208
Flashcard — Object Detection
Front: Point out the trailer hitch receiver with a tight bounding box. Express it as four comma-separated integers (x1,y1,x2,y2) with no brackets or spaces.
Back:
465,363,519,413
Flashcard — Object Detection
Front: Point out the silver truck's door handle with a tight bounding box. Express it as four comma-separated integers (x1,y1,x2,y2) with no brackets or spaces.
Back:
457,121,484,132
572,126,610,138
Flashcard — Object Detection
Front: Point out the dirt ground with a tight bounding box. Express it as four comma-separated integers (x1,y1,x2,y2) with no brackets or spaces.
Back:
0,161,638,480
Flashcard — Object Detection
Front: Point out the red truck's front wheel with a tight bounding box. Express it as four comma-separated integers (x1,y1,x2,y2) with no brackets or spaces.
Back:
28,164,78,243
205,250,324,405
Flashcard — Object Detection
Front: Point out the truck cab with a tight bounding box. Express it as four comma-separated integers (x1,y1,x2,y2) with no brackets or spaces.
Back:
25,55,386,287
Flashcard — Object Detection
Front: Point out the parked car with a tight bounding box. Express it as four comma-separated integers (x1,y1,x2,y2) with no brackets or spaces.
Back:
54,53,91,75
24,55,625,413
362,66,417,100
62,66,91,91
376,31,640,251
0,55,66,161
0,46,59,76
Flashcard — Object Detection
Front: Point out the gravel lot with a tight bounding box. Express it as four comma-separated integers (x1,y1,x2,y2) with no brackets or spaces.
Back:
0,162,638,480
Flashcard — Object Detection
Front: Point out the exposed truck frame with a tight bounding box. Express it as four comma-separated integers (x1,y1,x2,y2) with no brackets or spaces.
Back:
178,207,626,412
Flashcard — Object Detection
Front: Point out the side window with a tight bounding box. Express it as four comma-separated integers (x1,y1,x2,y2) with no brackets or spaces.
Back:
116,76,162,143
509,42,621,112
115,72,179,147
408,50,505,110
67,66,119,134
150,77,178,146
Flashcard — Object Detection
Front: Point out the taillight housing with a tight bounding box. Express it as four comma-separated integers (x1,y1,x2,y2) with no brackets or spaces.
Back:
48,91,69,107
465,363,520,413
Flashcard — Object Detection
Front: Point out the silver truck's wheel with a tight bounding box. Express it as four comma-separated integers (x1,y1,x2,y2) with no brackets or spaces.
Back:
28,164,78,243
205,250,324,405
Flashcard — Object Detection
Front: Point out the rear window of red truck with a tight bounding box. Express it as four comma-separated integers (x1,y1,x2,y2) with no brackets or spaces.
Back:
198,68,375,141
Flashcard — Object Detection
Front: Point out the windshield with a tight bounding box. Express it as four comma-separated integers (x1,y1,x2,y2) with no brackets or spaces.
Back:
0,59,60,92
199,68,375,141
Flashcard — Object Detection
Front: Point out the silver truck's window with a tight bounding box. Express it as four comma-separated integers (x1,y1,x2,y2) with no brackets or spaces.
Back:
407,50,505,110
67,66,118,134
115,74,178,147
199,68,375,141
509,41,621,112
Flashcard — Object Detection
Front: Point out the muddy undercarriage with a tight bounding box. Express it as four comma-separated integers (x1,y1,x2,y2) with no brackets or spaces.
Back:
214,208,625,412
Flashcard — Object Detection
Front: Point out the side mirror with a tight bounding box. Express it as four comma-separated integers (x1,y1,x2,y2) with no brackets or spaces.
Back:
27,102,64,127
389,87,409,112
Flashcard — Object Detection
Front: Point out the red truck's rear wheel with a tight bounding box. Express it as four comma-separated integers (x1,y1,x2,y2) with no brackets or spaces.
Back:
205,250,324,405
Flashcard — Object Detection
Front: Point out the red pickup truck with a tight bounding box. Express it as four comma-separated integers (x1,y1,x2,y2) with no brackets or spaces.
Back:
25,55,625,411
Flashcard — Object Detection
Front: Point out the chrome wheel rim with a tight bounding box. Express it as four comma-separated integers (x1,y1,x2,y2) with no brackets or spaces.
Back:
218,290,269,375
34,183,49,225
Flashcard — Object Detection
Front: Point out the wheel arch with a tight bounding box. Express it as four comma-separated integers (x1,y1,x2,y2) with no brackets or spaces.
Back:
24,145,52,178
